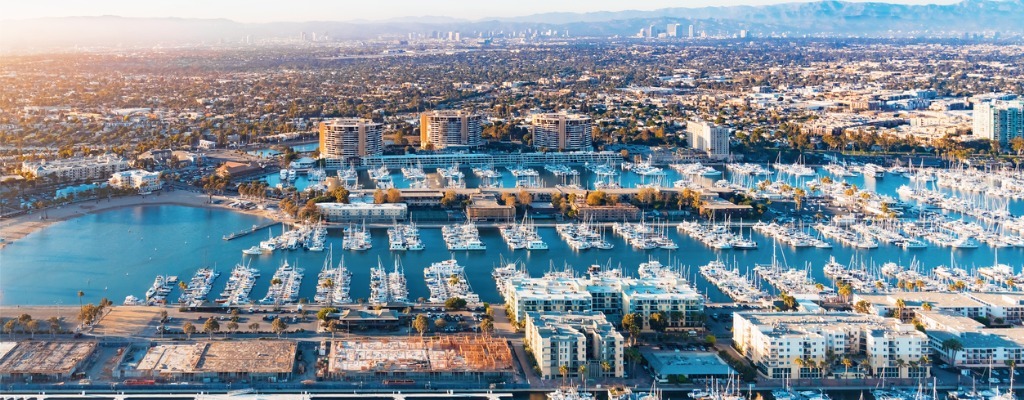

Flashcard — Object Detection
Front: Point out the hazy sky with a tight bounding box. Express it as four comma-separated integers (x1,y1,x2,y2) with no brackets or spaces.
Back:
4,0,961,22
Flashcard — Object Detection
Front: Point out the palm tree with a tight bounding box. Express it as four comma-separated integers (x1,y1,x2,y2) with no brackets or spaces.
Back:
77,290,85,316
842,358,853,377
321,278,335,307
860,359,873,377
559,364,569,387
894,298,907,320
578,364,588,392
601,360,612,377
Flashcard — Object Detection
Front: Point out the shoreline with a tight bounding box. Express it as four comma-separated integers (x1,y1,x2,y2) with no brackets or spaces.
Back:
0,190,284,249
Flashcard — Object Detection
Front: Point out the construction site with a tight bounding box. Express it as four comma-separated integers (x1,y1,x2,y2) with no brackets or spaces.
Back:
132,340,296,383
319,335,515,382
0,341,98,382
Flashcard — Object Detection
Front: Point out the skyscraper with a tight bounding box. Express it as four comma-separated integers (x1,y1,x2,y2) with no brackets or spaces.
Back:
319,118,383,166
420,110,483,150
532,113,592,151
687,120,730,159
667,23,680,37
973,101,1024,145
688,24,695,38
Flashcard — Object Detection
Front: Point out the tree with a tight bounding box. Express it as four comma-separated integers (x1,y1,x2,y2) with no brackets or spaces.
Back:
3,320,15,338
317,307,338,321
182,322,196,339
271,317,287,338
705,335,717,346
601,360,613,376
434,318,448,332
854,300,871,314
842,358,853,374
373,189,387,204
77,290,85,316
559,364,569,387
444,297,467,310
203,317,221,338
838,284,853,303
413,315,429,336
648,312,668,337
621,313,642,345
941,338,964,367
586,191,606,206
1012,137,1024,156
894,298,907,320
578,364,588,390
386,188,402,203
248,322,260,333
480,319,494,335
327,320,339,338
226,321,239,334
636,187,657,206
47,316,61,337
25,320,39,338
440,189,458,208
922,302,933,311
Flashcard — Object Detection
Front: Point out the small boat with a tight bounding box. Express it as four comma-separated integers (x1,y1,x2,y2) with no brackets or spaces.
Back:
242,245,264,255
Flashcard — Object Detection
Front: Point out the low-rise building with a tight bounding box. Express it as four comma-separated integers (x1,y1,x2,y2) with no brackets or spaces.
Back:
642,350,736,381
571,203,640,221
733,312,928,380
466,194,515,222
21,154,129,181
0,341,98,382
109,169,162,192
215,161,263,179
316,202,407,222
524,311,624,379
916,310,1024,368
321,336,514,381
133,341,296,382
853,292,988,320
505,266,704,331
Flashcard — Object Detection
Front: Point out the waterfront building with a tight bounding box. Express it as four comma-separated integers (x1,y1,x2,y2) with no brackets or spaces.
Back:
20,154,129,181
732,312,929,379
0,341,97,382
531,113,593,151
973,100,1024,145
524,311,624,379
853,292,988,321
108,169,162,192
132,341,296,382
687,119,730,160
322,336,514,381
572,203,640,221
643,350,736,381
466,193,515,222
360,151,620,169
319,118,383,167
419,110,482,150
215,161,263,179
505,267,704,331
915,310,1024,368
315,203,407,222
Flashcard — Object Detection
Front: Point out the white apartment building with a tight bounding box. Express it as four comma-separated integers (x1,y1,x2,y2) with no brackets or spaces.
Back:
315,203,407,222
853,292,1022,323
687,120,730,159
504,267,704,331
108,170,162,192
419,110,482,149
524,311,625,380
973,100,1024,145
21,154,129,181
319,118,383,167
733,312,929,380
916,311,1024,369
531,113,593,151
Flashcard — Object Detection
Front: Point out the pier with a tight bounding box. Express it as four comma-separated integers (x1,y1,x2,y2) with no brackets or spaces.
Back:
222,222,281,241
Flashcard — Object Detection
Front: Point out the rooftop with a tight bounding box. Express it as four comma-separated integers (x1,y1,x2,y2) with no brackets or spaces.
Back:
137,341,296,374
0,341,97,375
643,350,736,377
328,336,513,374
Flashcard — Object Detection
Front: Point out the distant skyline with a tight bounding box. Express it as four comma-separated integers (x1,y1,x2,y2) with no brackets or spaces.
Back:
4,0,963,23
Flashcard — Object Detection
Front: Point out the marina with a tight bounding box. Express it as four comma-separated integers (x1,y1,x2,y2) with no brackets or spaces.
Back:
260,260,304,305
699,259,769,304
498,217,548,250
442,222,487,251
424,258,481,304
388,222,426,251
176,267,220,307
314,249,353,306
215,261,261,305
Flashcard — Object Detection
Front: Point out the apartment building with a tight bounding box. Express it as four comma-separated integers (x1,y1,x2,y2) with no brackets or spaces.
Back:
687,120,730,159
319,118,383,167
419,110,483,149
916,310,1024,369
973,100,1024,145
733,312,929,380
524,311,624,379
315,203,407,222
21,154,129,181
532,113,593,151
108,169,162,192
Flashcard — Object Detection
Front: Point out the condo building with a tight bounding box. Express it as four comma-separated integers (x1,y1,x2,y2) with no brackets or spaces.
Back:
419,110,482,150
973,100,1024,145
319,118,383,167
531,113,593,151
21,154,129,181
524,311,625,379
687,119,730,159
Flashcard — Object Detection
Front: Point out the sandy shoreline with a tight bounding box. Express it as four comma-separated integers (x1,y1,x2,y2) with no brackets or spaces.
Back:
0,190,284,249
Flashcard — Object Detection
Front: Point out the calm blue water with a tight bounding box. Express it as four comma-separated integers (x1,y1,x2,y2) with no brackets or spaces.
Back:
2,167,1022,306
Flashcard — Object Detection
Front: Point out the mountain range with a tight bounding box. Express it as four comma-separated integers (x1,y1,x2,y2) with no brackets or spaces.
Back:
1,0,1021,52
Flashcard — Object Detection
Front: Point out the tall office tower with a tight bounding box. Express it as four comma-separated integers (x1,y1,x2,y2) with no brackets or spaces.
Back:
420,110,483,150
667,23,680,37
688,24,695,38
740,30,748,39
648,25,657,38
531,113,593,151
687,120,731,159
319,118,383,165
973,101,1024,145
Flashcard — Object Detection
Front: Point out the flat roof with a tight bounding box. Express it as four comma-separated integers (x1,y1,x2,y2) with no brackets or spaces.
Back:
643,350,736,377
0,341,97,375
138,341,296,374
855,292,987,309
328,336,513,374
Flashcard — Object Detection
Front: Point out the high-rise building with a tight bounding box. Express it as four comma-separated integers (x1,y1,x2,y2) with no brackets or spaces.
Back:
688,24,695,38
973,100,1024,145
648,25,657,38
531,113,593,151
740,30,748,39
667,23,680,37
687,119,730,159
319,118,383,166
419,110,483,150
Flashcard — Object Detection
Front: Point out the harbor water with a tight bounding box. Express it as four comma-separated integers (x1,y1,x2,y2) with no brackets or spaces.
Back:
2,166,1023,306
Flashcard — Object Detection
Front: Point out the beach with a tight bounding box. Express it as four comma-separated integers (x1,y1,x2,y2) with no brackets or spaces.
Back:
0,190,283,249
